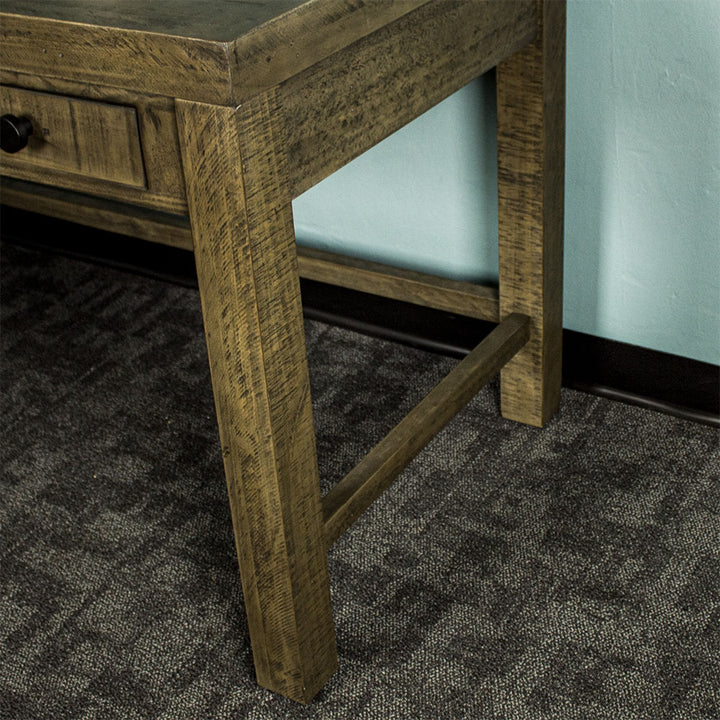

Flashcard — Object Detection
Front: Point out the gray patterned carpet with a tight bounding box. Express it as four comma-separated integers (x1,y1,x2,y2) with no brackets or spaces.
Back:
1,240,719,720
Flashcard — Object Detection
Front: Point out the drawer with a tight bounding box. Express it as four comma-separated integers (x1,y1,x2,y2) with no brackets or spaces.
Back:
0,86,145,188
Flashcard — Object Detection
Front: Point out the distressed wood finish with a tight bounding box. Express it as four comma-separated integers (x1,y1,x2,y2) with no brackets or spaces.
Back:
0,1,429,105
282,0,537,196
1,178,500,321
496,0,566,427
0,12,234,105
0,178,191,249
298,246,499,323
176,95,336,703
1,0,307,40
228,0,431,102
1,71,187,213
0,86,145,188
323,313,531,547
0,0,566,703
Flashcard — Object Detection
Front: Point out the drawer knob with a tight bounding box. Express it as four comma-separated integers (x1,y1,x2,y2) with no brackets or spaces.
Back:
1,114,34,154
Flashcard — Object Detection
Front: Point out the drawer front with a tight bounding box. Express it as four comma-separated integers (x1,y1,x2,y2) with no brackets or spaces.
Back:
0,86,145,188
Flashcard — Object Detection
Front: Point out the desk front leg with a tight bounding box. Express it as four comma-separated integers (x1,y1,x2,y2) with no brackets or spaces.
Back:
176,93,337,703
497,0,566,427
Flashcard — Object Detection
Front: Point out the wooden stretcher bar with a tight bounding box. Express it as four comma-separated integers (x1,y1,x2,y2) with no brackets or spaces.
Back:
1,177,500,323
322,312,530,546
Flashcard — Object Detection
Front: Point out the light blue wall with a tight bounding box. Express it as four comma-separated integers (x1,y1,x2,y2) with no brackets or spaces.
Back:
293,0,720,365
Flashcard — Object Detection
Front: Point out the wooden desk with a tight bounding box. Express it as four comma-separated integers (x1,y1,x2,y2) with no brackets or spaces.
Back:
0,0,565,703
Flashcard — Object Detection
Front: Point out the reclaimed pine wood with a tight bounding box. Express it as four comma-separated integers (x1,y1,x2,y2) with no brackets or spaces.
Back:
1,0,566,703
176,93,336,703
227,0,430,103
0,71,187,214
1,178,500,322
0,12,233,105
323,313,531,547
1,0,307,40
298,246,499,323
0,1,429,105
282,0,536,196
0,86,145,188
496,0,565,427
0,178,192,249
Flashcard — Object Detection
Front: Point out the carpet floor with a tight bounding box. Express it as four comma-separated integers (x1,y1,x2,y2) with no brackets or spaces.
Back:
1,241,719,720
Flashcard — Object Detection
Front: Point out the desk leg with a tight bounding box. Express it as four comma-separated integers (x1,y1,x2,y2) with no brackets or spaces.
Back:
176,93,337,703
496,0,566,427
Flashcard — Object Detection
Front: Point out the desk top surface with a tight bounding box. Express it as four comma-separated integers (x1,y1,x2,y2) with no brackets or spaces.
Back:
0,0,430,43
0,0,430,103
1,0,308,43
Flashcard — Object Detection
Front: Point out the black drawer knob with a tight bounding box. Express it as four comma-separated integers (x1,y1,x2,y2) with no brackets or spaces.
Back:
1,114,34,154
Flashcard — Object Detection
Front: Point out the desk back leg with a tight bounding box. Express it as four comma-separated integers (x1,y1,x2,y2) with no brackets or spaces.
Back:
497,0,566,427
176,92,337,703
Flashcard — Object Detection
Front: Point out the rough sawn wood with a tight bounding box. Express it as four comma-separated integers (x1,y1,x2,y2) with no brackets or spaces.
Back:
0,0,566,704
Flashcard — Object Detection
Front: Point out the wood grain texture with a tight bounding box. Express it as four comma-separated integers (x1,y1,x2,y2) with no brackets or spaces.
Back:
496,0,565,427
323,313,531,547
176,93,336,704
0,0,306,42
0,86,145,188
0,161,187,215
230,0,430,102
0,177,192,250
282,0,537,196
0,2,564,701
0,12,235,105
1,71,187,213
0,1,429,105
0,177,499,323
298,246,499,323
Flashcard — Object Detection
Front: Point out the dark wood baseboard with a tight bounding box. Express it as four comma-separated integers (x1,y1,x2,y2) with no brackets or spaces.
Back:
2,205,718,426
300,282,719,426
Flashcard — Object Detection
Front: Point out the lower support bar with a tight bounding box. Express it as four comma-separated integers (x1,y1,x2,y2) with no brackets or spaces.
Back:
1,178,500,322
322,312,531,546
0,176,192,249
298,246,499,323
